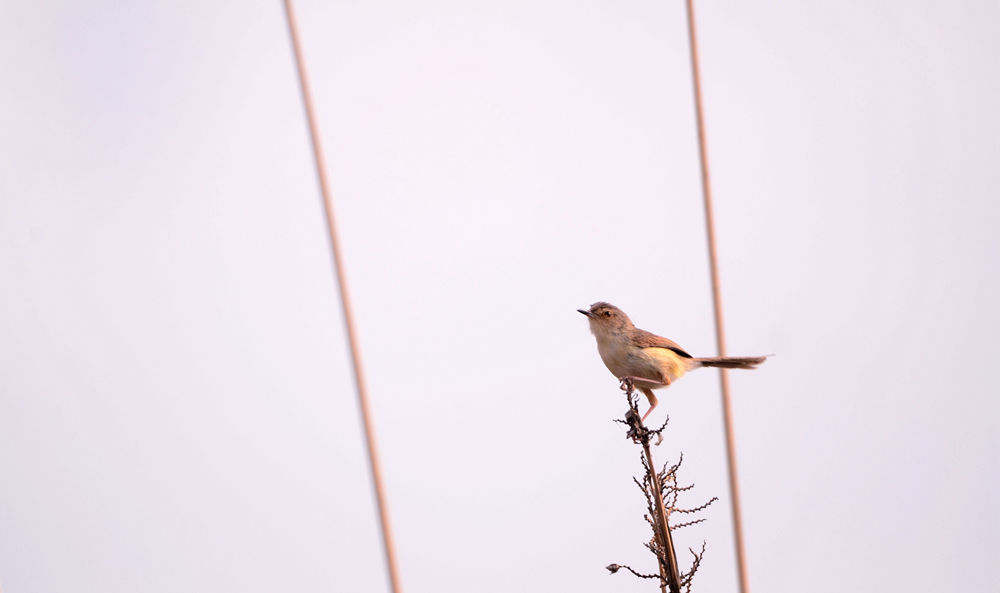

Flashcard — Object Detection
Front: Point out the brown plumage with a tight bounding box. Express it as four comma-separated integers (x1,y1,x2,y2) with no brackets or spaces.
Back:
578,302,768,421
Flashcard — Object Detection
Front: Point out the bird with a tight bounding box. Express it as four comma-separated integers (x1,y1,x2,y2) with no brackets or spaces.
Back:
578,302,767,421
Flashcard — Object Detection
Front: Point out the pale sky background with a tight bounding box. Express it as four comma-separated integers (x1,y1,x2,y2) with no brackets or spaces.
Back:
1,1,998,592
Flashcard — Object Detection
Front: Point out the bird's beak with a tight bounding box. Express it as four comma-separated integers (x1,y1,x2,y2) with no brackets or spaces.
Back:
577,309,593,318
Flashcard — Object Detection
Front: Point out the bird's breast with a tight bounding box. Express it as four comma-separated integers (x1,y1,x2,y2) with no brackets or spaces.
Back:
595,335,629,376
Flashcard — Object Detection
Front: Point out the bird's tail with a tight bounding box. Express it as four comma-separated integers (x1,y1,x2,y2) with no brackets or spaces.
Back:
694,356,768,370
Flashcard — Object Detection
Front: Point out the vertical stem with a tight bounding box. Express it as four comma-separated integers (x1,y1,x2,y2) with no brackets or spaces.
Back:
642,438,681,593
683,2,750,592
282,2,403,592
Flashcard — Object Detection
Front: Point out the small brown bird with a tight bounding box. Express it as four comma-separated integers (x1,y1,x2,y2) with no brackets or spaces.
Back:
579,302,767,421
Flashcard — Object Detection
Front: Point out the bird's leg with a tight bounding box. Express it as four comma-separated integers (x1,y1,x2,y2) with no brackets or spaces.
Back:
620,377,671,422
640,388,658,423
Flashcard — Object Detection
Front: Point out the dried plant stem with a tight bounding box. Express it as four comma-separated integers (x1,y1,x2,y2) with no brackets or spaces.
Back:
642,434,682,593
610,383,710,591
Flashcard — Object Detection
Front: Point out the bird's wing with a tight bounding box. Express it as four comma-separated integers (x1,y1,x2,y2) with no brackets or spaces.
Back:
630,328,693,358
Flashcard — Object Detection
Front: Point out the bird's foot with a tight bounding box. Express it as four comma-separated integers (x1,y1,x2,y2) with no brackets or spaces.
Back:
619,375,669,388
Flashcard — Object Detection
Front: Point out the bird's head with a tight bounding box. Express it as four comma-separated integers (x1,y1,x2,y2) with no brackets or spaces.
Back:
577,302,633,337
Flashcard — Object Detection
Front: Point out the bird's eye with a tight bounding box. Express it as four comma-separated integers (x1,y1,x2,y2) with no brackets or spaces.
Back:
603,311,612,317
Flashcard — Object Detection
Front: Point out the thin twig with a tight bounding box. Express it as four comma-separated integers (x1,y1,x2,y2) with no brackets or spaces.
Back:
680,542,708,592
673,497,720,515
607,563,662,580
670,518,707,531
